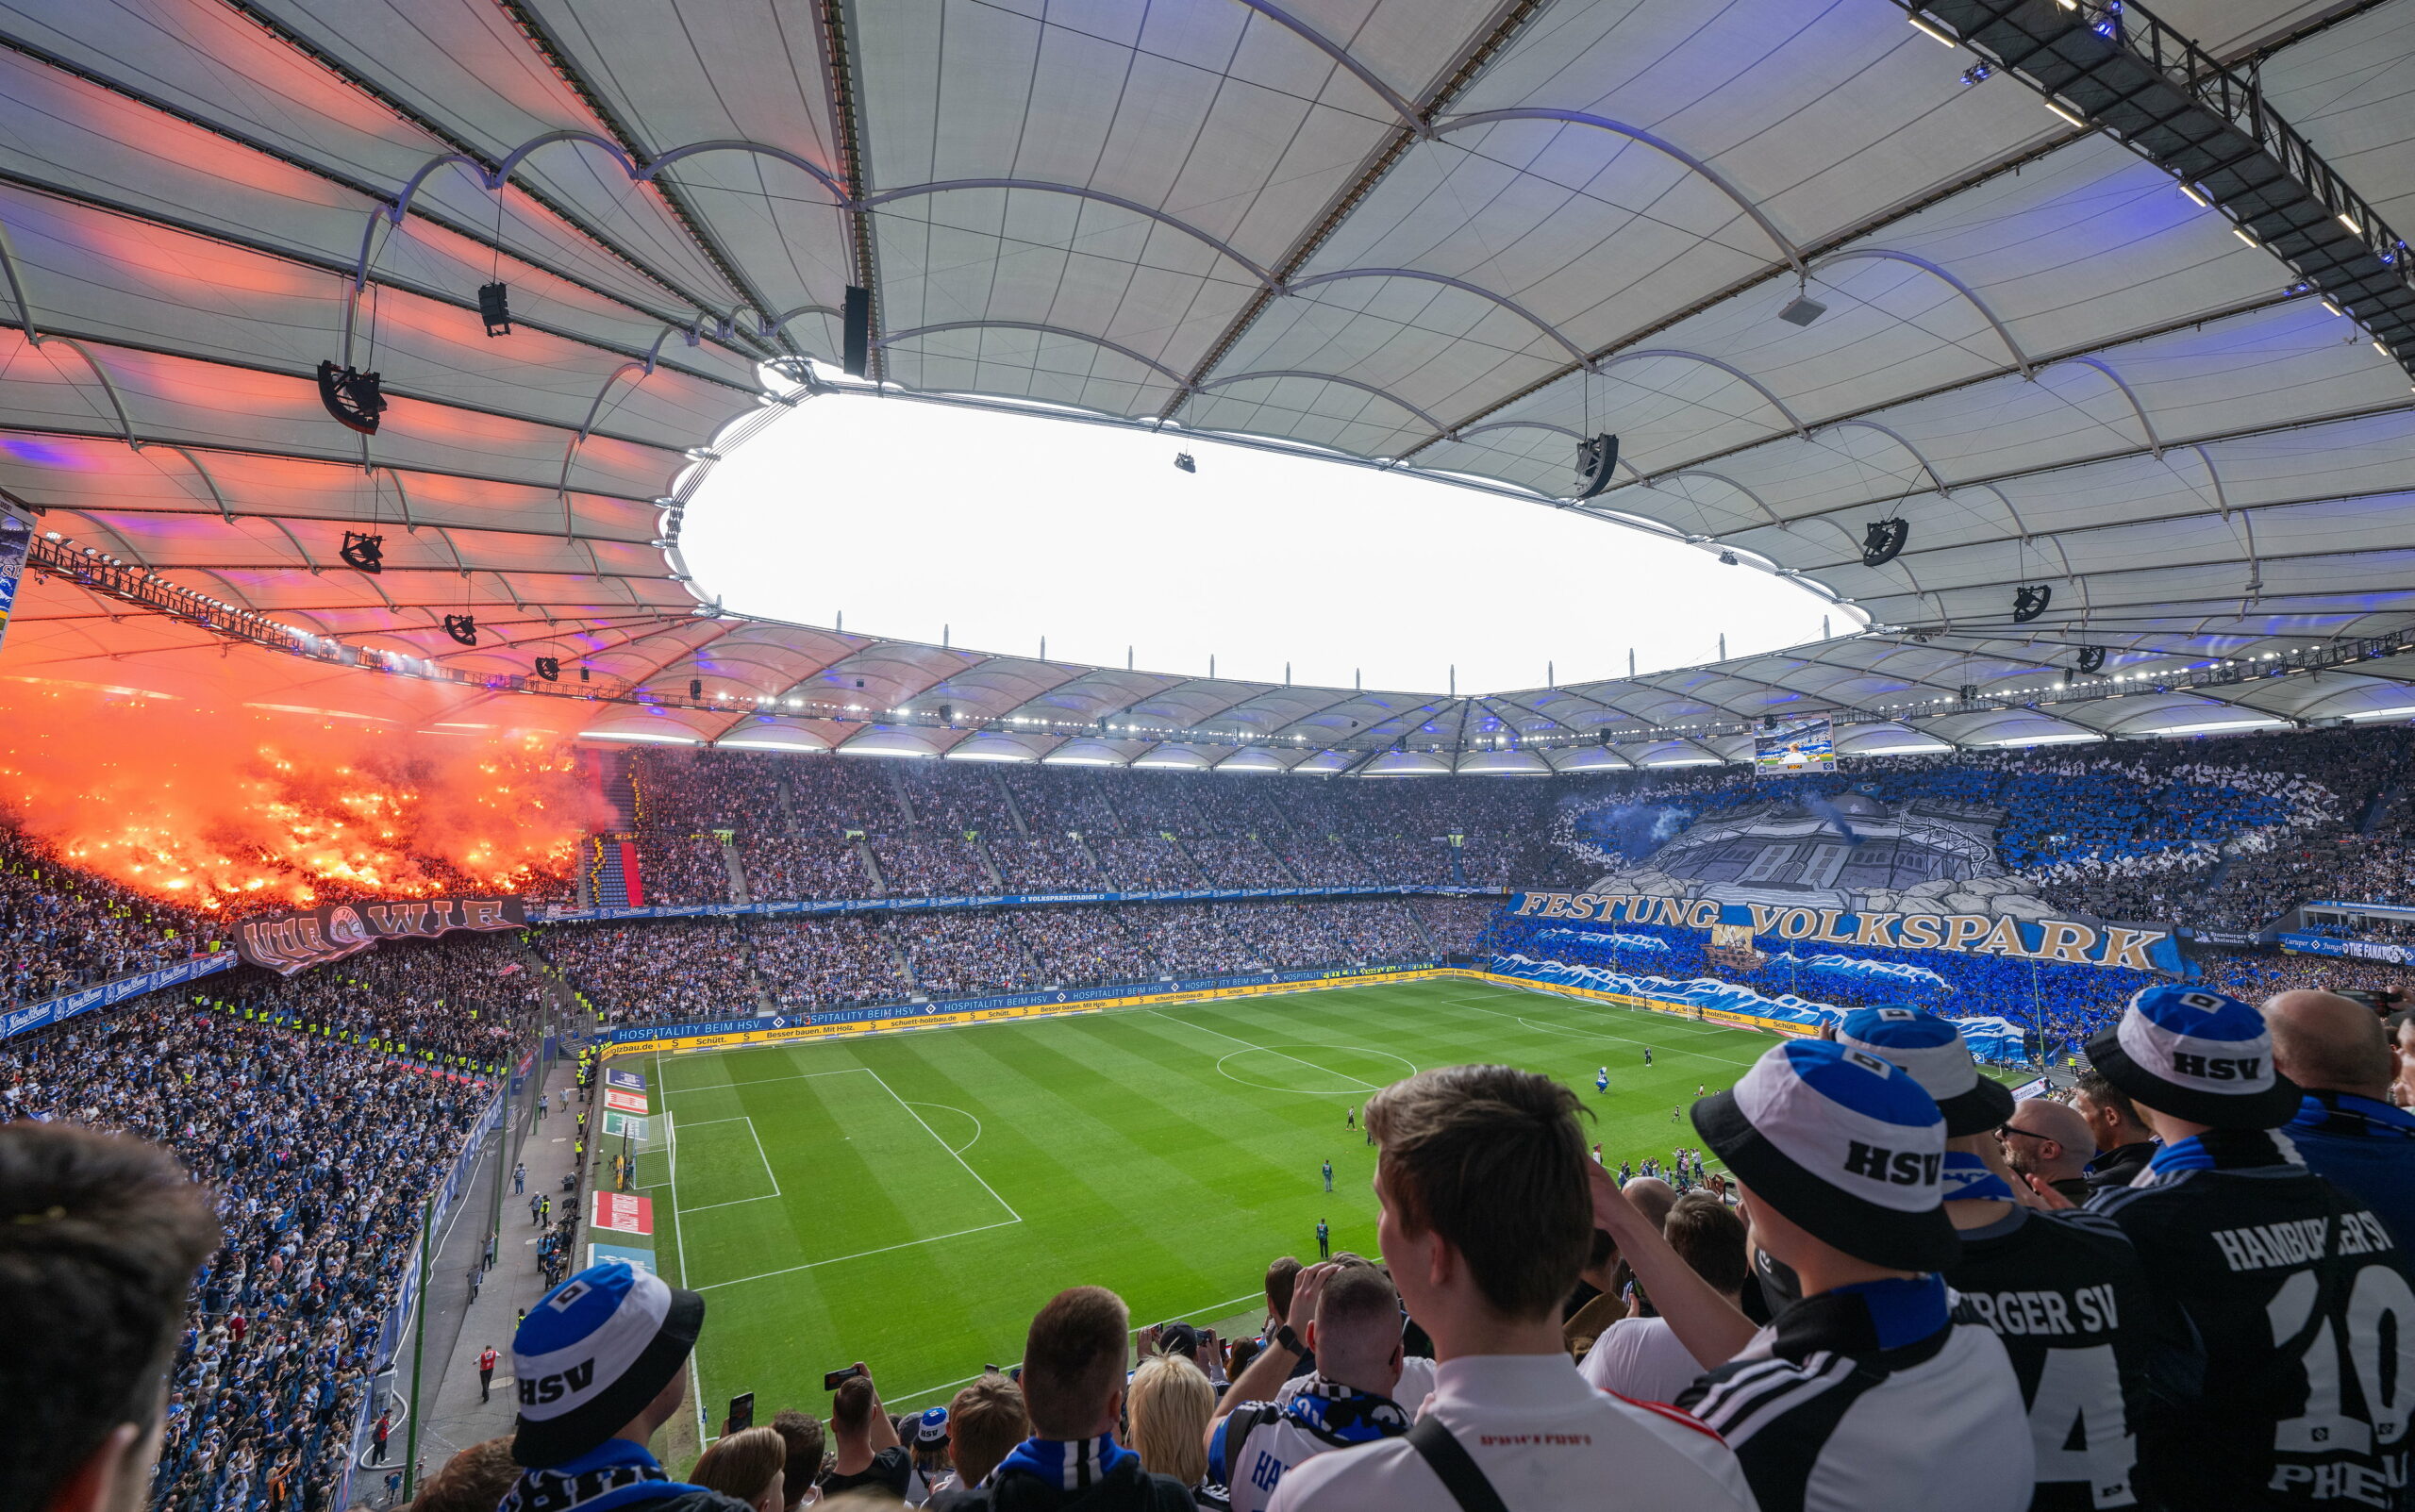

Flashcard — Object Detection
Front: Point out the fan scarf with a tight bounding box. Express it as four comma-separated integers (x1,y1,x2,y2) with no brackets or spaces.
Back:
994,1433,1137,1490
1286,1377,1410,1445
497,1438,706,1512
1939,1150,2015,1204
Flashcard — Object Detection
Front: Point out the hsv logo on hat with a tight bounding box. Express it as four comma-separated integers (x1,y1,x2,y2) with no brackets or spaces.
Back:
1691,1038,1959,1271
915,1405,951,1448
510,1260,707,1467
2086,984,2300,1130
1838,1005,2015,1138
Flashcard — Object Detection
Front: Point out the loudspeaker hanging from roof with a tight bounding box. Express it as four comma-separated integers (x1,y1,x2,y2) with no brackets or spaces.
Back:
534,656,561,682
316,361,387,435
842,285,871,377
442,614,476,646
1861,517,1909,567
1574,433,1621,500
338,531,384,573
2076,645,2107,673
2012,584,2053,623
477,282,512,337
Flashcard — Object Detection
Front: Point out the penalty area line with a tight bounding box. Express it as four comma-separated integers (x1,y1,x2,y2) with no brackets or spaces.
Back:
692,1219,1023,1292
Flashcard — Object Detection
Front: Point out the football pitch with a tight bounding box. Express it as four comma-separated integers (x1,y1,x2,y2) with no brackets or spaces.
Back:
623,979,1800,1439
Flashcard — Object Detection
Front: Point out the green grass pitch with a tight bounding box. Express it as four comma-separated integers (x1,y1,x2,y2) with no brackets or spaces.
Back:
623,978,1974,1437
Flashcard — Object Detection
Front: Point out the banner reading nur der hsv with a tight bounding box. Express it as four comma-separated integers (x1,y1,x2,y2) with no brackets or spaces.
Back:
235,896,526,975
1507,889,2181,974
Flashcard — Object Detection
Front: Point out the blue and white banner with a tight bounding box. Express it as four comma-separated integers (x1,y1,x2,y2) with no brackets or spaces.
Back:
1486,952,2032,1064
2,953,237,1043
595,959,1438,1045
543,884,1505,924
1507,890,2182,974
2279,932,2412,966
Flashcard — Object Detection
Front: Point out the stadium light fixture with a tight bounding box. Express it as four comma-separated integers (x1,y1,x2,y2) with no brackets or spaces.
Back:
1907,14,1956,45
2044,98,2085,128
2179,184,2207,208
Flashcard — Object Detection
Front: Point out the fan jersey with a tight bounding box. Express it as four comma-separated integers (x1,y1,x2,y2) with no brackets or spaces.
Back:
1947,1205,2187,1511
1679,1273,2032,1512
2090,1131,2415,1510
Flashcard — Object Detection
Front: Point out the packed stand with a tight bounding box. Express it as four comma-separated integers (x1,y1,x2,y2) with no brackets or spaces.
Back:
1091,837,1206,889
749,915,907,1011
629,832,732,907
739,832,870,901
0,825,220,1010
868,833,996,897
1184,834,1297,888
535,918,757,1024
2,1005,486,1512
1274,833,1374,886
1210,901,1361,972
1409,897,1497,954
1334,899,1431,962
986,836,1103,890
1018,906,1160,987
216,931,545,1067
899,910,1037,996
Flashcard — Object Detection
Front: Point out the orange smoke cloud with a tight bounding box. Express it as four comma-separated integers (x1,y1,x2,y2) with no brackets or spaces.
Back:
0,678,610,912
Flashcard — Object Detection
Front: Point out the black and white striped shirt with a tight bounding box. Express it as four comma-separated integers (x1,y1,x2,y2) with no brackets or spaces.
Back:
1678,1274,2031,1512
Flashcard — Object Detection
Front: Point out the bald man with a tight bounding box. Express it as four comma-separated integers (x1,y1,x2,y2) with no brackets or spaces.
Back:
2265,990,2415,1265
1996,1097,2094,1204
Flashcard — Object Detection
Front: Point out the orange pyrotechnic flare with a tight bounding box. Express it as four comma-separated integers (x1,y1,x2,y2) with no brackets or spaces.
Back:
0,680,608,910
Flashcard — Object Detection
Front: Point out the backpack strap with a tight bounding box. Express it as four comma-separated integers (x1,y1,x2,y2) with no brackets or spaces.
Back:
1406,1416,1510,1512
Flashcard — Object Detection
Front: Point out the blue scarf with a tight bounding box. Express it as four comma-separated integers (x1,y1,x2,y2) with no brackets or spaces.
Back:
2289,1092,2415,1140
995,1434,1136,1490
1831,1273,1951,1351
1939,1151,2015,1204
1285,1377,1410,1446
498,1438,706,1512
2147,1128,2300,1176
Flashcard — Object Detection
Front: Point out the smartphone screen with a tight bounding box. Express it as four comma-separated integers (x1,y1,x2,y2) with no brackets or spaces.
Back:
823,1365,864,1391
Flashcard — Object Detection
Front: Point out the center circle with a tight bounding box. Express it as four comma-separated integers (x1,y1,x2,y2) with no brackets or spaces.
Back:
1214,1044,1418,1095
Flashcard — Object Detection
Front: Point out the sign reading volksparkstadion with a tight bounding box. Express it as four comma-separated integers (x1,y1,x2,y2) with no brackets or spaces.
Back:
1507,890,2183,974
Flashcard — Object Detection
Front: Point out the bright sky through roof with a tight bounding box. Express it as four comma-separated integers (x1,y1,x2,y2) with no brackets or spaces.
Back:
682,389,1848,694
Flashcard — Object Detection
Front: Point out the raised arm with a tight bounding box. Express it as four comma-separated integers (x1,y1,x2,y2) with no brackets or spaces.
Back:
1206,1261,1334,1454
1587,1164,1757,1370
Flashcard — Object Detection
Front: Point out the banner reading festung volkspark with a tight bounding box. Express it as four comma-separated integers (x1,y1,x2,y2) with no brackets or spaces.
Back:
234,896,525,974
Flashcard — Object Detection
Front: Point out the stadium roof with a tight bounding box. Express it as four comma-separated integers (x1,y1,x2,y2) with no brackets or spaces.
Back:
5,0,2415,771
